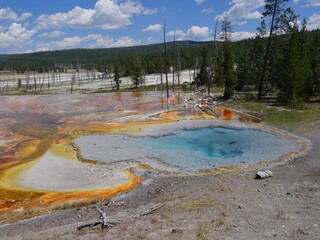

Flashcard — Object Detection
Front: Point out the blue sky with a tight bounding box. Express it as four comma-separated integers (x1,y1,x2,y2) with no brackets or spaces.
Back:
0,0,319,54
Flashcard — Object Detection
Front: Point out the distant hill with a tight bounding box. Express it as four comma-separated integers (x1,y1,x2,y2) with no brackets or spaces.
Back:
0,41,213,71
1,29,318,73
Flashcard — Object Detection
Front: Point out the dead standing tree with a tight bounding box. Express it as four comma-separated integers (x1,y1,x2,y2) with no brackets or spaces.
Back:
157,46,164,92
176,42,181,91
208,20,219,95
70,72,76,94
163,19,169,98
33,70,37,92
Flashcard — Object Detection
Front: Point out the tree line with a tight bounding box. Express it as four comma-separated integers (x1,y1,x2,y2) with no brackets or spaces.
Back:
0,0,319,106
194,0,320,107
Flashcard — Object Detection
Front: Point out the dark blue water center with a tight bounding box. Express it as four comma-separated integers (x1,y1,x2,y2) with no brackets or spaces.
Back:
147,127,247,159
75,126,300,171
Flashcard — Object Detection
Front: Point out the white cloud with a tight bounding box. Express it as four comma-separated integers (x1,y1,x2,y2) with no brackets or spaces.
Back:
82,34,113,48
308,13,320,30
143,8,158,15
235,20,248,26
202,8,214,14
0,8,32,22
0,23,36,50
82,34,140,48
109,36,140,48
35,47,51,52
147,37,160,43
230,31,256,41
167,26,210,40
142,24,162,32
39,30,65,38
167,30,185,37
294,0,300,4
36,0,157,30
216,0,264,21
186,26,210,38
195,0,206,4
307,0,320,6
55,37,82,48
120,1,157,15
36,34,140,51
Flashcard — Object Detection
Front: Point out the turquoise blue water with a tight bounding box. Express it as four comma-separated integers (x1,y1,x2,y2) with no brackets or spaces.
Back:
146,127,246,159
76,127,300,171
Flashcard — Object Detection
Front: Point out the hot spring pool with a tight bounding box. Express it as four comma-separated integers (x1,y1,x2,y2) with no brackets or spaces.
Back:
75,122,301,171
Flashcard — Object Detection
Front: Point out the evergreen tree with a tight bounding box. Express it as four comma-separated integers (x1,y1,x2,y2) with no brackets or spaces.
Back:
258,0,291,100
278,21,312,106
241,20,267,90
235,46,250,91
310,30,320,97
195,46,212,86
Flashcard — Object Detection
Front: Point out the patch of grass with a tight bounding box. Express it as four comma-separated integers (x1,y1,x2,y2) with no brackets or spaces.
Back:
217,187,232,193
266,107,320,127
225,101,320,128
273,209,289,220
196,225,209,240
53,200,99,211
23,209,38,216
179,196,214,211
167,194,186,201
214,205,232,230
295,225,310,235
194,219,212,240
225,101,268,112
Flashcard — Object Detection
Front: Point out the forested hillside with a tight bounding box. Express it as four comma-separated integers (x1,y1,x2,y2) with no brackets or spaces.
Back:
0,41,212,73
0,26,319,106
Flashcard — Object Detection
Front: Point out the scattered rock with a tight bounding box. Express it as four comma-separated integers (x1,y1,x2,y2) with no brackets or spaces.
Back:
256,170,273,179
171,228,183,234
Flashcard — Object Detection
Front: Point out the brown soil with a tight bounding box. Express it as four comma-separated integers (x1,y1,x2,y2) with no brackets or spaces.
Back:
0,123,319,240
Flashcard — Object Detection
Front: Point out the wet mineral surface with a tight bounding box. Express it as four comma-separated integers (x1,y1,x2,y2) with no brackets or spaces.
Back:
0,92,302,223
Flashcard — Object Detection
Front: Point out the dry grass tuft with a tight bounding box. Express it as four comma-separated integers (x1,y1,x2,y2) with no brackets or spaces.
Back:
295,225,310,235
273,209,289,220
179,196,214,211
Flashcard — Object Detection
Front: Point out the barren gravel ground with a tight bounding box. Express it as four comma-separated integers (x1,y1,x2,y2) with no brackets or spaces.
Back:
0,122,319,240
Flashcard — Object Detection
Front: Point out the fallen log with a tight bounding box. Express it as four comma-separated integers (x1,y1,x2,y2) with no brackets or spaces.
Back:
77,203,164,230
195,104,219,118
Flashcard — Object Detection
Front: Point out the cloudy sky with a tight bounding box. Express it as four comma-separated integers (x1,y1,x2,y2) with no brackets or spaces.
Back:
0,0,319,54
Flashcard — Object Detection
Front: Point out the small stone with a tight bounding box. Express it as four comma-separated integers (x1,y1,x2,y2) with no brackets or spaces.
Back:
171,229,183,234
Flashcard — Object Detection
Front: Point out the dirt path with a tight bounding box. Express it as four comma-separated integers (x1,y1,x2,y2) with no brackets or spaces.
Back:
0,124,319,240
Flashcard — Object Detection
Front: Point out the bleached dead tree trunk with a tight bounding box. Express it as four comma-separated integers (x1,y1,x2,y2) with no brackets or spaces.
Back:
164,19,169,98
208,20,219,95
